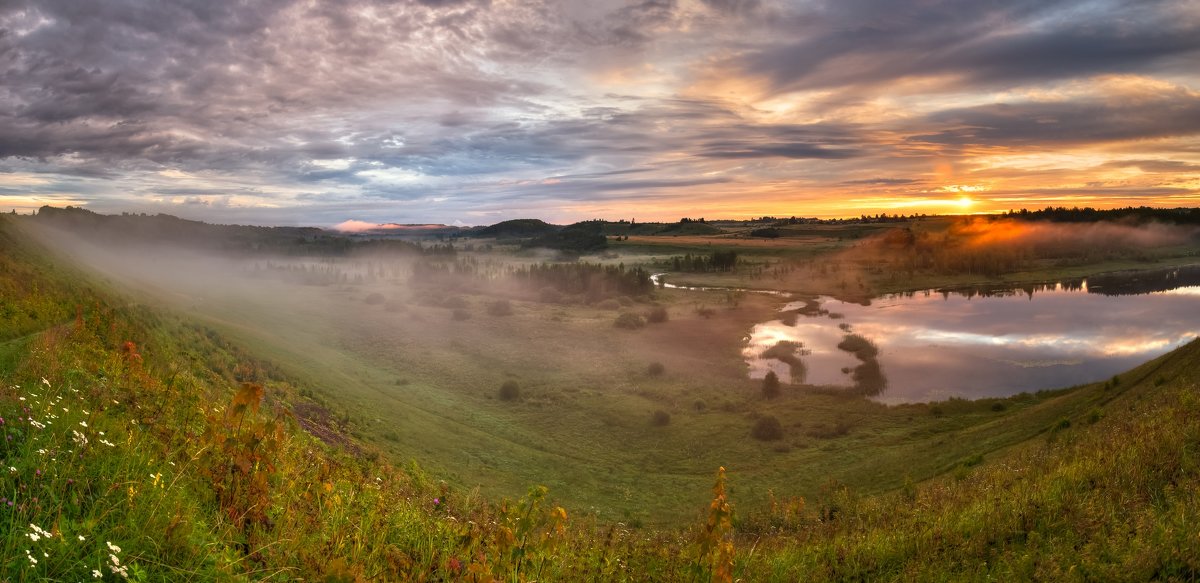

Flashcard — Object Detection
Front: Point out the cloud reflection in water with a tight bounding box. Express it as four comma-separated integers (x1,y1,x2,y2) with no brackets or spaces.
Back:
745,284,1200,403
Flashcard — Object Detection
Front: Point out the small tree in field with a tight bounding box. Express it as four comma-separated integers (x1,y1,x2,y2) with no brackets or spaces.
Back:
751,416,784,441
762,371,781,399
499,380,521,401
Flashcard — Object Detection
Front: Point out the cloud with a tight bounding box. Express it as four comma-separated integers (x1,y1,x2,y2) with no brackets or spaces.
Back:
722,0,1200,96
0,0,1197,225
909,85,1200,147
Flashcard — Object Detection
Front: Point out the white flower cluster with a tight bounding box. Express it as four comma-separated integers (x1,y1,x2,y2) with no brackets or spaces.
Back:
27,523,54,542
107,541,130,579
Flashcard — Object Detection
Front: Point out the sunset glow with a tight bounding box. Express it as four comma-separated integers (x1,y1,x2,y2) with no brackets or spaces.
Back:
2,1,1199,225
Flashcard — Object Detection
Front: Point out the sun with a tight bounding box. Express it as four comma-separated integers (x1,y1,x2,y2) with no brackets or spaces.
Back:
955,196,976,209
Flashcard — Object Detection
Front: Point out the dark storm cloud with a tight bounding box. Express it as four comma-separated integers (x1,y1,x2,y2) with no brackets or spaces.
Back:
910,91,1200,147
730,0,1200,94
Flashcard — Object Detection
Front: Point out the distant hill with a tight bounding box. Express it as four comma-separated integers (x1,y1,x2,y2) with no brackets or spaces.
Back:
654,221,723,236
26,206,439,256
472,218,559,239
523,220,607,253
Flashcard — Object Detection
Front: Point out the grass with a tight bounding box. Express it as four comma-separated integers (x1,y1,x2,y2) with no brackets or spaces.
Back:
11,214,1179,526
2,214,1200,579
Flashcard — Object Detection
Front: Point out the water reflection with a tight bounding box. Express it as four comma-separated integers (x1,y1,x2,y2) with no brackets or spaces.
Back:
744,268,1200,403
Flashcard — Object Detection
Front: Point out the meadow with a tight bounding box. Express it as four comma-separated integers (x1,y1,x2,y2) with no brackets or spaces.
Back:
2,210,1200,580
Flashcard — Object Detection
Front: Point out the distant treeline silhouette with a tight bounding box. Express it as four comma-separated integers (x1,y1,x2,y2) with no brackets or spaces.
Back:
1005,206,1200,225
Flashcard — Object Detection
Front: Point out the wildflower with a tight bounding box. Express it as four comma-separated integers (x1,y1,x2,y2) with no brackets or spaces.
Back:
93,569,102,578
79,420,87,427
106,541,121,553
41,377,50,387
28,523,53,541
79,535,86,541
25,549,37,565
8,467,15,473
72,430,89,447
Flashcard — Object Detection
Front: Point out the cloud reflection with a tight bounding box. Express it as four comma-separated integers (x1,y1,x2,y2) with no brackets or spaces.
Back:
747,282,1200,403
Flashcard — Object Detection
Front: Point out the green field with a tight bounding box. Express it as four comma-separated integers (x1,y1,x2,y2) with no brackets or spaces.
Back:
3,212,1200,580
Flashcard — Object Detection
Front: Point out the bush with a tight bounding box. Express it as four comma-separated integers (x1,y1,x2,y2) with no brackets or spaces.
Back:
837,334,879,359
364,292,386,305
651,410,671,426
596,299,621,310
647,362,666,376
693,399,707,412
498,380,521,401
762,371,781,399
646,305,669,323
805,420,852,439
614,312,646,329
751,416,784,441
486,299,514,316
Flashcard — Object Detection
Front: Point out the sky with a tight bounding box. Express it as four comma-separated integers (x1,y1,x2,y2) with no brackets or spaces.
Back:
2,0,1200,227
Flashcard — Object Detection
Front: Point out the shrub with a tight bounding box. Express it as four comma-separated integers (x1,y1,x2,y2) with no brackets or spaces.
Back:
364,292,386,305
646,305,669,323
486,299,514,316
990,401,1006,412
498,380,521,401
805,420,852,439
693,399,707,412
762,371,781,399
651,410,671,426
596,299,621,310
647,362,666,376
837,334,879,359
614,312,646,329
751,416,784,441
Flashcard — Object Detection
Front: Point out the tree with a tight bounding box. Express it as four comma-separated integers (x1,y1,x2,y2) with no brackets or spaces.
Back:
498,380,520,401
762,371,781,399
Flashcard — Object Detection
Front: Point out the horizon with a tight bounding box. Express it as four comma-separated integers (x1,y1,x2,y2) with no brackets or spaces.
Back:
2,1,1199,227
21,202,1189,232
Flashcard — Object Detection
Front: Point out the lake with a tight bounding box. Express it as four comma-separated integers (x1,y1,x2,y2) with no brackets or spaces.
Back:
739,266,1200,403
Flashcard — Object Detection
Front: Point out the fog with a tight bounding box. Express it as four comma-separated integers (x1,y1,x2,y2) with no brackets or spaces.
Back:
15,217,750,516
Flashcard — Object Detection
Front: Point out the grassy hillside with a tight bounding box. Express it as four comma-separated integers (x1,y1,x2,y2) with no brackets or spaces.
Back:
2,213,1199,580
